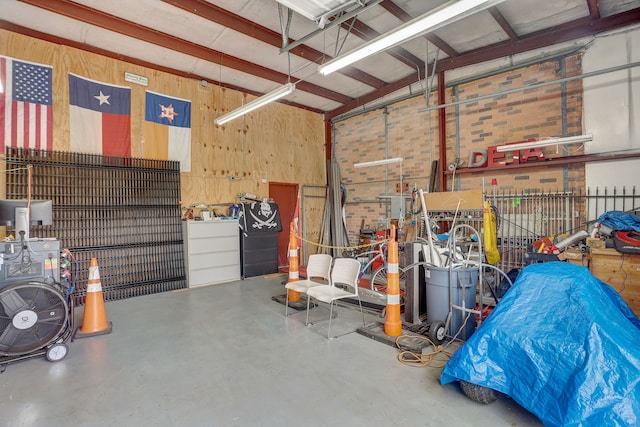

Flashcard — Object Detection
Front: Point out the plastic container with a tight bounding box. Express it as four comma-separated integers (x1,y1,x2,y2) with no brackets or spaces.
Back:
426,266,479,341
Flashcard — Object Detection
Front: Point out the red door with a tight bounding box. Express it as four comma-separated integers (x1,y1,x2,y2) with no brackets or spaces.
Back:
269,182,299,268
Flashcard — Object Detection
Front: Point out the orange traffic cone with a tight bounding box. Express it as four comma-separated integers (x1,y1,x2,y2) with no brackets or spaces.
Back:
287,221,301,302
384,225,402,337
74,257,112,339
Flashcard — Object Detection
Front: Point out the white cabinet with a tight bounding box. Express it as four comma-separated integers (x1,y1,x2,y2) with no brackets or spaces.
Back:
183,220,240,287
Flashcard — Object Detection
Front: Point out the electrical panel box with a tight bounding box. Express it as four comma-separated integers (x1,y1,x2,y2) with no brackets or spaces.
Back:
0,239,60,286
390,196,403,219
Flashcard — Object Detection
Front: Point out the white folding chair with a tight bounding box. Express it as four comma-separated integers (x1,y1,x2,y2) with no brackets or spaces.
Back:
284,254,332,317
305,257,365,339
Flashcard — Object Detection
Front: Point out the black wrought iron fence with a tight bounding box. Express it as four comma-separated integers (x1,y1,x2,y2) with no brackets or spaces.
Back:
491,186,638,271
4,148,187,305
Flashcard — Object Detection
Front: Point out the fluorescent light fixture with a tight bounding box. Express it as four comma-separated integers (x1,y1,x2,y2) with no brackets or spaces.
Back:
318,0,505,76
214,82,295,126
353,157,403,168
495,134,593,152
276,0,357,22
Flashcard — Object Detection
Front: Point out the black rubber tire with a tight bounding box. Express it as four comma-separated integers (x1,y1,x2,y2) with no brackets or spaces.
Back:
459,380,499,404
46,343,69,362
427,320,446,345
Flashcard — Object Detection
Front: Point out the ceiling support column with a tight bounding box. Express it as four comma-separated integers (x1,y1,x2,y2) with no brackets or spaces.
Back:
325,118,333,187
438,71,447,192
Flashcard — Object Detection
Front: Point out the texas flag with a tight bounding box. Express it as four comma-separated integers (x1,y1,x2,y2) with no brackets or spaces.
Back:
0,56,53,151
144,91,191,172
68,73,131,157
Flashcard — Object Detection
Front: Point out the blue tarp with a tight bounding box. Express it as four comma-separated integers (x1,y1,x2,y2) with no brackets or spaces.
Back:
597,211,640,232
440,262,640,426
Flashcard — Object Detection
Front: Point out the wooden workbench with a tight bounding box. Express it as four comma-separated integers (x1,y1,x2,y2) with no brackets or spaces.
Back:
589,248,640,317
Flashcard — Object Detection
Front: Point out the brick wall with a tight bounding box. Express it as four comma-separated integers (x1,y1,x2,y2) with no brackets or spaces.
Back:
335,54,585,242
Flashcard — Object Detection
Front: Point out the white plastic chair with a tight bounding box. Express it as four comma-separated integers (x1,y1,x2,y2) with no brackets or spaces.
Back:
305,257,365,339
284,254,333,317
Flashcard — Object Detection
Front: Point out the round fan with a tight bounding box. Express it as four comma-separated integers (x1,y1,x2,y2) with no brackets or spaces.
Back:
0,281,69,356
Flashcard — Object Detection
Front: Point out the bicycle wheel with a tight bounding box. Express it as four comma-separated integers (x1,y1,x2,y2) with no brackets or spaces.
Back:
370,265,406,296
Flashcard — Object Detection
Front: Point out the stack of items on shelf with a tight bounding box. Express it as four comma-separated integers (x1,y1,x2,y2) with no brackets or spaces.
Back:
526,230,590,266
592,210,640,255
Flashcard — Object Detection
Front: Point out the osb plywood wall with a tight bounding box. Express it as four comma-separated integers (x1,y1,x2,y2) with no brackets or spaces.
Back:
0,30,326,246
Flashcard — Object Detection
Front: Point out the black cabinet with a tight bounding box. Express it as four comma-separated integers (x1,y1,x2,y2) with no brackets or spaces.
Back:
240,232,279,278
238,202,282,278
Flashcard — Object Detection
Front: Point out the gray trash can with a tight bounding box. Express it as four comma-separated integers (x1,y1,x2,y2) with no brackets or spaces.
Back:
426,266,478,340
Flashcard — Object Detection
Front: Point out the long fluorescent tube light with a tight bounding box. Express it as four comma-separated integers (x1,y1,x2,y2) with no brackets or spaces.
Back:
276,0,354,22
495,134,593,152
318,0,505,76
214,82,295,126
354,157,403,168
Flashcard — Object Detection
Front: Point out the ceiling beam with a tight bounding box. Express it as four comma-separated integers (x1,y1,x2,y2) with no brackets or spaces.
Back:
18,0,353,105
0,20,323,114
341,17,425,69
488,6,518,41
326,8,640,119
586,0,601,20
327,72,423,119
444,10,640,71
379,0,459,57
162,0,386,90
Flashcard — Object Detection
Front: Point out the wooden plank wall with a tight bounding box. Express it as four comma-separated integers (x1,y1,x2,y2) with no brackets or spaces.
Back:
0,30,326,248
589,248,640,317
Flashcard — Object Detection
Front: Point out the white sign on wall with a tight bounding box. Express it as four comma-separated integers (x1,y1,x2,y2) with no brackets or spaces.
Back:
124,72,148,86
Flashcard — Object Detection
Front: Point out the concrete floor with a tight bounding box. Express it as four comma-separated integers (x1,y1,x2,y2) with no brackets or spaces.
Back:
0,275,542,427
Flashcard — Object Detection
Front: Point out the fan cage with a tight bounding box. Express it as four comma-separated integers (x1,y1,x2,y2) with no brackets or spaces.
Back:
0,281,69,356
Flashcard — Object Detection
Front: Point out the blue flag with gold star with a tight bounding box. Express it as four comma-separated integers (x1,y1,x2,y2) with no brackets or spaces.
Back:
144,91,191,172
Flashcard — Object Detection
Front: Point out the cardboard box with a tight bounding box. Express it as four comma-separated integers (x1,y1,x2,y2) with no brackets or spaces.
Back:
558,248,588,266
422,190,484,211
586,237,605,249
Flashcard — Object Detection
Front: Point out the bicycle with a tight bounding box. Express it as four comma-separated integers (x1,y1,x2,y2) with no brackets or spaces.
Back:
352,240,407,310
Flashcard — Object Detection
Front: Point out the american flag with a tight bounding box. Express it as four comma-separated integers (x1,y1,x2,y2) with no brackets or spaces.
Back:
0,56,53,151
